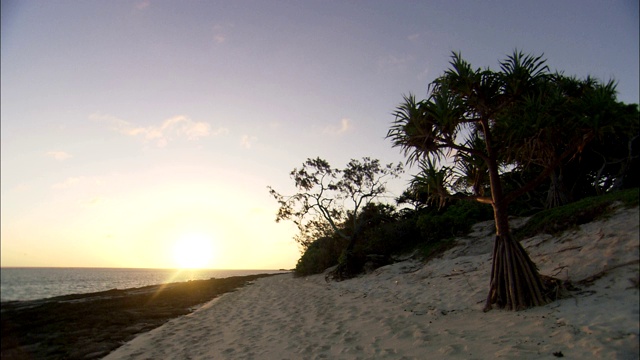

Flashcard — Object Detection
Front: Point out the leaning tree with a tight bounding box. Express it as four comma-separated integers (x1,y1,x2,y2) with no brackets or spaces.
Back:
387,51,634,311
268,157,403,278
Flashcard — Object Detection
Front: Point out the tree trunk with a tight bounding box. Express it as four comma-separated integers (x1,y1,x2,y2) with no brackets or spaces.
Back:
546,169,570,209
481,119,552,311
327,236,361,281
483,200,551,311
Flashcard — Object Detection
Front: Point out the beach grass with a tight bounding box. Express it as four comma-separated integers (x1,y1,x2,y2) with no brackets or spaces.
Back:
514,188,639,240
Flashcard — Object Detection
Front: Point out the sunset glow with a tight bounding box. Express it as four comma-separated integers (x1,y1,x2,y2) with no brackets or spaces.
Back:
1,1,637,270
172,233,216,269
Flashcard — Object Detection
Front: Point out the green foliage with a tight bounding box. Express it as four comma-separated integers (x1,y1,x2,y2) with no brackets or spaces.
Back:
414,238,456,261
332,203,401,279
388,50,637,214
293,214,335,252
294,199,495,277
356,215,421,258
499,168,547,216
295,188,639,278
514,188,639,239
294,202,417,277
294,235,347,276
417,200,494,241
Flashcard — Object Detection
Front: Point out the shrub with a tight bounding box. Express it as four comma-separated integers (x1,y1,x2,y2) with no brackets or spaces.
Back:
514,187,639,239
417,200,493,241
295,199,495,277
294,236,347,276
357,215,422,257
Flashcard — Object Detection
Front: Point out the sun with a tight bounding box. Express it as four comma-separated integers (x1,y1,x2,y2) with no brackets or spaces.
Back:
172,233,215,269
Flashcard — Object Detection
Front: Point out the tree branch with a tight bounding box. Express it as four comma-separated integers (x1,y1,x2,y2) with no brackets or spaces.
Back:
445,142,490,162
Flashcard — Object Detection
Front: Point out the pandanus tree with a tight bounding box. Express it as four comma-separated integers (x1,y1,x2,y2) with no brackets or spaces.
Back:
388,51,632,311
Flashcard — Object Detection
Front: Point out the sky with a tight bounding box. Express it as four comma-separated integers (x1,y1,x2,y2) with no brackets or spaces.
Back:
1,0,638,270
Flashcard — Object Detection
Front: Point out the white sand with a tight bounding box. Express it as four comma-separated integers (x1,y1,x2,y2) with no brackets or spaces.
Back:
104,206,639,359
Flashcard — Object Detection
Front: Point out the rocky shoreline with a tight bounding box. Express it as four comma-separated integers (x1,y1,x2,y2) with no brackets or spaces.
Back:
1,273,279,360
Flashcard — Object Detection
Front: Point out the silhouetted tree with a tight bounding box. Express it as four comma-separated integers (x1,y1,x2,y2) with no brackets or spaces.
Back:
388,51,633,311
268,157,403,278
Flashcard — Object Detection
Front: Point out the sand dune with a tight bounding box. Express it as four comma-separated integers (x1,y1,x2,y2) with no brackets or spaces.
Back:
104,206,639,359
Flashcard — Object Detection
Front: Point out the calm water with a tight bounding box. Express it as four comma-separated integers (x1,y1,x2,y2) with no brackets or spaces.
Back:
0,268,288,302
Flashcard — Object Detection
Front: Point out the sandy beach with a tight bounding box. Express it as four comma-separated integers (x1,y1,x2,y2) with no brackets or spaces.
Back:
105,205,639,359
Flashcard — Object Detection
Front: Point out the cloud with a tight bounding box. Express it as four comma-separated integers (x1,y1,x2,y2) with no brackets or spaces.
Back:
417,65,431,80
323,118,352,135
51,176,105,191
46,151,72,161
12,184,30,193
240,135,257,149
81,196,107,208
213,24,229,44
51,176,85,190
135,0,150,10
408,33,420,41
91,113,228,147
377,54,415,72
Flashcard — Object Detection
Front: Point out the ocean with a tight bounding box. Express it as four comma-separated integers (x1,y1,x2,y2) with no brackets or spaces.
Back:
0,268,289,302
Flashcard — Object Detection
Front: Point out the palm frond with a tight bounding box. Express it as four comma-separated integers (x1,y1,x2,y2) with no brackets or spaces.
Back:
499,50,550,96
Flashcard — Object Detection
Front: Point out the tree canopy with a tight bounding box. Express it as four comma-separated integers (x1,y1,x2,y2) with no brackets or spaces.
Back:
268,157,403,275
388,50,638,310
